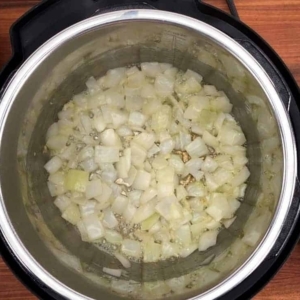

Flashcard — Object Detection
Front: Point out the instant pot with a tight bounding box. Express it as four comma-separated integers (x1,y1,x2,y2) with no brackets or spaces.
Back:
1,0,300,299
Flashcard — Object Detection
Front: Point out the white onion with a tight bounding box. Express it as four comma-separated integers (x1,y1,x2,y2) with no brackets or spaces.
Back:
111,196,129,215
140,188,157,204
115,252,131,268
105,229,123,244
103,208,118,229
46,63,249,265
154,74,174,97
80,200,97,217
62,204,81,225
54,195,71,212
95,146,119,164
121,239,142,258
103,267,122,277
48,171,65,185
198,230,218,251
132,170,151,191
83,214,105,240
85,179,102,200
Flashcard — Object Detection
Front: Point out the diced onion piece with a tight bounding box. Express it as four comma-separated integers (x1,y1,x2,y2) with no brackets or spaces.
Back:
160,138,174,155
48,171,65,186
95,146,119,163
124,166,138,186
141,213,160,230
206,193,231,221
142,98,161,115
80,200,97,217
85,179,102,200
161,242,179,258
115,253,131,269
155,74,174,97
141,62,161,77
132,202,155,224
44,156,63,174
93,115,106,132
218,125,246,146
184,69,203,83
132,170,151,190
123,204,137,222
62,203,81,225
140,188,157,204
54,195,71,212
202,157,218,173
151,105,171,132
131,142,147,167
156,166,175,184
155,196,182,221
128,111,147,127
175,224,191,245
143,240,161,262
185,137,208,157
95,182,112,204
168,155,184,175
121,239,142,258
152,155,168,170
231,166,250,187
210,96,233,113
100,129,122,148
103,267,122,277
83,214,105,240
198,230,218,251
134,132,155,150
103,208,118,229
111,196,129,215
176,185,187,200
203,85,219,96
186,182,206,197
104,67,126,88
66,170,89,192
105,229,123,244
80,155,98,171
202,131,219,148
157,182,174,198
47,135,68,150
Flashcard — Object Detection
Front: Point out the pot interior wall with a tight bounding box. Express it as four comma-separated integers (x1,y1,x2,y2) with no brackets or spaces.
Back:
0,19,283,299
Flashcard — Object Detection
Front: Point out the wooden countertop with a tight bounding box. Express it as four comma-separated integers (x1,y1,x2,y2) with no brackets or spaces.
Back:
0,0,300,299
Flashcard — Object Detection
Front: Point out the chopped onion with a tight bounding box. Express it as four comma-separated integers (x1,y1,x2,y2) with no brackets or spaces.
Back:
66,170,89,192
62,204,81,225
95,146,119,163
185,137,208,158
45,63,249,264
83,214,105,240
198,230,218,251
54,195,71,212
85,179,102,200
115,252,131,268
103,208,118,229
105,229,123,244
44,156,63,174
121,239,142,258
103,267,122,277
132,170,151,191
111,196,129,215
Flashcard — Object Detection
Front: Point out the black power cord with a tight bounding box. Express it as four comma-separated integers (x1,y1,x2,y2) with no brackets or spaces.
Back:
226,0,239,19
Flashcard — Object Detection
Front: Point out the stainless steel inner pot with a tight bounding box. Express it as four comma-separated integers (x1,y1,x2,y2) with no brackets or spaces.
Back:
0,9,296,300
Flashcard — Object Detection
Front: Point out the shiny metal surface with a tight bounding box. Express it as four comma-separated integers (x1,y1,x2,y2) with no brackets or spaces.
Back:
0,9,296,300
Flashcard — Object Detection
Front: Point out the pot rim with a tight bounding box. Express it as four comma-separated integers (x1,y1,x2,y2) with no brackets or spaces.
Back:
0,9,297,300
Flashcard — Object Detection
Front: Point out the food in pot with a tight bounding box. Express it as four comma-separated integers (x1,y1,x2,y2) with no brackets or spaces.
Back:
44,62,249,264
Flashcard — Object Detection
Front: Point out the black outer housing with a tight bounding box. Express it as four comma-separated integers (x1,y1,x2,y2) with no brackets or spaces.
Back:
0,0,300,299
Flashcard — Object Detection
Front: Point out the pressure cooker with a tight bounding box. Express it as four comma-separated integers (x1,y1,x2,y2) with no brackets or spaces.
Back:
0,0,300,299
